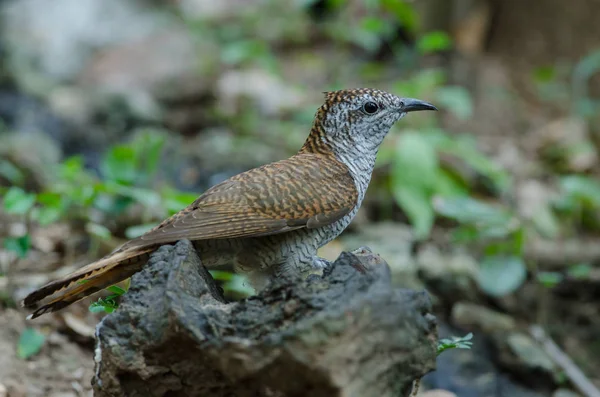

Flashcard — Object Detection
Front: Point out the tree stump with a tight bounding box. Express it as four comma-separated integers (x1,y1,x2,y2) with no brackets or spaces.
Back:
93,239,437,397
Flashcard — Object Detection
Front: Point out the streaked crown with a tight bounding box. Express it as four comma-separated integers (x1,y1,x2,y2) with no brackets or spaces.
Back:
300,88,436,155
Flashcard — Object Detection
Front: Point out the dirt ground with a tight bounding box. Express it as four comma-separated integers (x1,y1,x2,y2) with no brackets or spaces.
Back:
0,307,95,397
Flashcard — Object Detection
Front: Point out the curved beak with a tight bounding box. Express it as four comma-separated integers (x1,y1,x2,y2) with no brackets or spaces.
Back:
402,98,437,113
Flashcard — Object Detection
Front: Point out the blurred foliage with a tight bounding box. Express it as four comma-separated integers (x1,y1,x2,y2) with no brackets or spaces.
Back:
89,284,128,314
533,49,600,117
1,129,199,259
17,327,45,359
209,270,255,299
1,0,599,315
554,175,600,232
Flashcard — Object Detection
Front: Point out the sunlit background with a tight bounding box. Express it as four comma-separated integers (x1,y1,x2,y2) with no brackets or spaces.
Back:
1,0,600,396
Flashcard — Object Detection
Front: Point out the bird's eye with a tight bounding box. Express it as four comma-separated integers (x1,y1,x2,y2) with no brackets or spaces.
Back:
362,101,379,114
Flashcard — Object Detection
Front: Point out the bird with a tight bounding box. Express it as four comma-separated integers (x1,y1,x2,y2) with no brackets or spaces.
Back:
23,88,436,319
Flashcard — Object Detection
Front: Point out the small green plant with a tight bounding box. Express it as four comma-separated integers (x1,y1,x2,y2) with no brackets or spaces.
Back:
17,327,45,359
1,129,198,259
437,333,473,356
2,186,36,258
209,270,254,299
86,270,252,315
89,284,128,314
553,175,600,232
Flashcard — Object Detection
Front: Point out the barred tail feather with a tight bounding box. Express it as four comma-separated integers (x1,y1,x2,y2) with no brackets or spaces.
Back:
23,247,155,319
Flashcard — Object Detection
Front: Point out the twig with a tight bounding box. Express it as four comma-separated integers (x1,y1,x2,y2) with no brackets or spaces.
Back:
525,238,600,269
529,325,600,397
410,377,421,397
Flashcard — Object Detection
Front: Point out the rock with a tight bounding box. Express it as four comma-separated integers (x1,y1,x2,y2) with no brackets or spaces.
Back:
532,117,598,173
451,303,561,387
425,323,548,397
93,240,437,397
516,180,560,239
0,130,62,190
552,389,581,397
419,390,457,397
339,222,420,290
2,0,209,122
417,245,479,301
178,0,259,19
502,332,557,374
47,392,77,397
78,29,203,119
451,302,517,334
2,0,165,84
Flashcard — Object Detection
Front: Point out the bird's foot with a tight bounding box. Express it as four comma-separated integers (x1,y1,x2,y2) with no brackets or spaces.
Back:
303,256,332,282
311,256,332,270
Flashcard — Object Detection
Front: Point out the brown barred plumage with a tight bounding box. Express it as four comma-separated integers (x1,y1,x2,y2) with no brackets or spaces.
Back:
23,88,436,319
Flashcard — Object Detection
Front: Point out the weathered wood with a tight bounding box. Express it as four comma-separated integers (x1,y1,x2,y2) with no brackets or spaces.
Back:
93,240,437,397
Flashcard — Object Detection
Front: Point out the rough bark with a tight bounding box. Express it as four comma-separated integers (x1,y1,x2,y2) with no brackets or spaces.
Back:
93,239,437,397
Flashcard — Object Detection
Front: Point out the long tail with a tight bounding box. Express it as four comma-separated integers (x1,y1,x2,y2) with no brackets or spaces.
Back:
23,247,156,319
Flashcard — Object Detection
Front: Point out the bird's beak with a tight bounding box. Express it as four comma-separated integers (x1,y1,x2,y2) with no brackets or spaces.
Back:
401,98,437,113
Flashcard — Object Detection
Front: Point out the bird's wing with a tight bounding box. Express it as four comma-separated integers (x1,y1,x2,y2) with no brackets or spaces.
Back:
123,153,358,249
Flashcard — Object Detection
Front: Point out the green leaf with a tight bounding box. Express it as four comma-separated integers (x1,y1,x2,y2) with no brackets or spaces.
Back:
434,196,519,241
106,285,127,296
477,255,527,297
434,197,513,228
567,263,592,279
85,223,112,240
559,175,600,208
391,133,439,239
381,0,418,32
111,184,161,208
209,270,234,282
131,129,166,183
0,160,24,184
221,40,269,65
93,193,134,215
3,187,36,215
89,303,112,314
125,223,158,239
531,204,560,239
417,31,452,54
573,49,600,116
435,169,468,197
60,156,86,181
223,274,254,297
437,333,473,356
33,192,65,225
89,297,119,314
4,234,31,258
161,189,199,215
393,132,439,189
435,86,473,120
210,271,253,298
393,69,446,99
532,66,557,84
101,145,137,185
393,186,434,239
31,207,62,225
360,17,387,34
437,135,510,192
17,328,45,359
536,272,563,288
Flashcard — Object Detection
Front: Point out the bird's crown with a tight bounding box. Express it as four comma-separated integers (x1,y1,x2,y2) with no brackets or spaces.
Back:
300,88,436,156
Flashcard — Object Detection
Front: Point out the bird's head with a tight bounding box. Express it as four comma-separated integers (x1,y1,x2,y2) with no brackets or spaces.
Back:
303,88,436,155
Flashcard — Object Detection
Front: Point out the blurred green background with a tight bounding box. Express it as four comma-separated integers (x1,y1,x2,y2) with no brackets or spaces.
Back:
1,0,600,396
